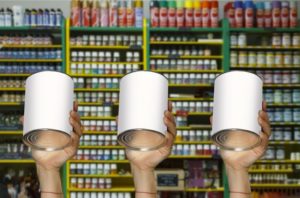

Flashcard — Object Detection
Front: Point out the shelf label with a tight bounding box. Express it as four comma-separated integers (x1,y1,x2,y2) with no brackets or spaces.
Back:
129,45,142,50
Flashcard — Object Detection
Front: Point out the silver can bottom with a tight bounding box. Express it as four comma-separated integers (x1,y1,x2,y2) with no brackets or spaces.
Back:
118,129,166,151
23,129,72,151
212,129,262,151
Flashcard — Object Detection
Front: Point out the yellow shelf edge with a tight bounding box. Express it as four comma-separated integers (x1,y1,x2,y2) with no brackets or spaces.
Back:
71,62,143,65
249,169,293,173
151,41,223,45
169,98,213,101
70,46,140,49
79,145,124,149
68,188,135,192
69,174,132,178
68,160,129,163
74,88,119,92
0,159,34,163
0,102,22,106
0,59,62,62
175,141,212,144
169,84,213,87
0,88,25,91
150,55,223,59
0,74,31,77
154,70,223,73
70,74,124,77
169,155,212,159
0,131,22,135
0,45,61,48
83,131,117,134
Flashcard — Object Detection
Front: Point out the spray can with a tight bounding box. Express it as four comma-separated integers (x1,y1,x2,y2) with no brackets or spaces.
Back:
71,0,81,27
56,9,62,27
135,0,143,28
24,9,31,26
272,1,281,28
109,0,118,27
281,1,289,28
91,0,100,27
49,9,56,27
126,0,135,27
82,0,91,27
0,9,4,26
30,9,37,27
168,1,176,27
234,1,244,28
264,2,272,28
224,2,235,27
210,0,219,28
176,0,184,28
256,2,264,28
43,9,50,27
245,0,254,28
159,1,168,27
185,0,194,27
118,1,127,27
202,0,211,28
37,9,43,27
4,8,13,27
194,0,201,27
289,1,297,27
150,1,159,27
100,0,109,27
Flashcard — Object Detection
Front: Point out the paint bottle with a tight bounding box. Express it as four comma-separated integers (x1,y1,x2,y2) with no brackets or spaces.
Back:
264,2,272,28
224,2,235,27
202,0,210,28
244,0,254,28
210,0,219,27
289,1,298,27
271,1,281,28
100,0,109,27
234,1,244,28
185,0,194,27
82,0,91,27
109,0,118,27
91,0,100,27
135,0,143,28
176,0,185,28
168,1,176,27
159,1,168,27
150,0,159,27
281,1,289,28
126,0,135,27
118,1,126,27
193,0,202,27
256,2,264,28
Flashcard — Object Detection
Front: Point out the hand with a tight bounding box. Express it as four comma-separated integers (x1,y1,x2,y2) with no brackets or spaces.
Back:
125,101,177,172
219,101,271,171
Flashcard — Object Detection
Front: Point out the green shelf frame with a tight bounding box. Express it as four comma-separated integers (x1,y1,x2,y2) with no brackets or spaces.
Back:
70,27,143,32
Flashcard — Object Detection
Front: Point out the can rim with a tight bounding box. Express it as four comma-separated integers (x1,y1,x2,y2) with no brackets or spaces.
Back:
119,70,168,83
23,128,72,151
211,128,262,151
117,128,166,151
214,70,263,82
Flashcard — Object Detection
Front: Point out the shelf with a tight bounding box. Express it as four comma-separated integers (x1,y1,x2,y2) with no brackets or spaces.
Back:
269,141,300,145
153,70,223,73
175,141,212,144
69,174,132,178
74,88,119,92
81,116,116,120
0,59,62,62
249,169,293,173
169,98,213,101
150,55,223,59
232,66,300,70
70,74,124,78
231,46,300,50
83,131,117,135
70,27,142,32
151,41,223,45
68,160,129,163
78,102,117,106
0,45,61,48
71,62,143,65
0,88,25,91
185,188,224,192
0,102,22,106
70,46,142,50
169,84,213,87
176,125,211,130
0,159,34,163
79,145,124,149
169,155,213,159
0,26,61,31
256,160,300,163
68,188,134,192
264,84,300,88
229,27,300,33
271,122,300,126
251,184,300,188
0,131,22,135
268,103,300,107
150,27,223,32
0,74,31,77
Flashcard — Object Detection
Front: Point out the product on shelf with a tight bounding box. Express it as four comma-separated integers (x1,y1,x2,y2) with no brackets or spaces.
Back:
70,192,132,198
73,149,126,160
73,77,120,89
0,92,24,103
0,49,62,59
80,134,118,146
151,59,218,71
0,34,54,45
81,120,117,132
70,0,143,27
264,89,300,104
163,73,217,84
75,92,119,103
224,1,298,28
0,78,25,88
251,190,300,198
267,108,300,122
0,112,22,129
0,63,61,74
172,144,218,156
78,105,112,117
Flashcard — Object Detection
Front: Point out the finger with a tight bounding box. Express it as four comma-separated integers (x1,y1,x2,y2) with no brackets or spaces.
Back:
71,111,81,123
168,101,173,112
165,110,176,125
164,116,176,145
73,101,78,112
258,116,271,138
259,110,269,123
262,100,267,112
19,116,24,125
209,115,213,125
70,117,83,137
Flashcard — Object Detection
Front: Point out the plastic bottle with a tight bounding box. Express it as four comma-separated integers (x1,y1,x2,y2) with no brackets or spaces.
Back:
5,8,13,27
281,1,289,28
210,0,219,27
224,2,235,27
234,1,244,28
289,1,297,27
159,1,168,27
185,0,194,27
118,0,126,27
150,0,159,27
91,0,100,27
255,2,264,28
244,0,254,28
264,2,272,28
271,1,281,28
71,0,81,27
168,1,176,27
55,9,62,27
82,0,91,27
126,0,135,27
0,9,4,26
193,0,201,27
202,0,211,28
100,0,109,27
135,0,143,28
176,0,184,28
109,0,118,27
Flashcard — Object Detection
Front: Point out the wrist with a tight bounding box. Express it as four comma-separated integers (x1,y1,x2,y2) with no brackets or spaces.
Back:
130,163,156,193
36,164,62,192
225,165,250,194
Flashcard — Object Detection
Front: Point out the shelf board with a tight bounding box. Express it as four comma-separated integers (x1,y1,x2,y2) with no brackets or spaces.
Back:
168,155,212,159
69,174,132,178
71,62,143,65
0,159,34,163
79,145,124,149
231,46,300,50
169,84,213,87
271,122,300,126
0,131,22,135
78,102,117,106
68,160,129,163
69,74,124,78
150,27,223,32
268,103,300,107
264,84,300,88
0,45,61,48
231,66,300,70
185,187,224,192
151,41,223,45
251,184,300,188
256,160,300,163
0,74,31,77
229,27,300,33
150,55,223,59
249,169,293,173
175,141,212,144
0,88,25,91
0,102,22,106
74,88,119,92
0,26,61,31
269,141,300,145
70,46,142,50
70,27,142,32
169,98,213,101
68,187,135,192
0,59,62,62
81,116,116,120
153,70,223,73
